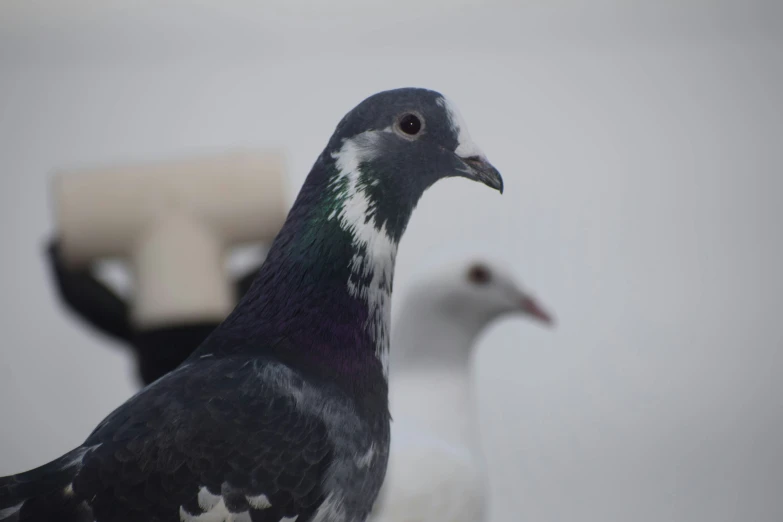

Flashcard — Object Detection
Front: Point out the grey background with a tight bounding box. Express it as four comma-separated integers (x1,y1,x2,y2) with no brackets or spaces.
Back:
1,1,782,521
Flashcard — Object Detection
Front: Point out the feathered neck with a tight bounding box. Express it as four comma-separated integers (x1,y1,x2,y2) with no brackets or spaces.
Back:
199,137,418,404
390,285,490,373
388,291,486,455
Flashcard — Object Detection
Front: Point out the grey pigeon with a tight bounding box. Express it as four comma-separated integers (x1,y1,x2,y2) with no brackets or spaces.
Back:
0,88,503,522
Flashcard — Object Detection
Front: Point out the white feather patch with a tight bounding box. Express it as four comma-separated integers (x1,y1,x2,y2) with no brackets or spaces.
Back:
311,493,346,522
179,487,251,522
246,493,272,510
437,96,486,160
355,443,376,469
330,133,399,377
198,487,221,511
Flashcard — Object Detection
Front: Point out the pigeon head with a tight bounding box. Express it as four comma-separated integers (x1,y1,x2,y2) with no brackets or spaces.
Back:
212,88,503,395
392,259,553,369
321,88,503,243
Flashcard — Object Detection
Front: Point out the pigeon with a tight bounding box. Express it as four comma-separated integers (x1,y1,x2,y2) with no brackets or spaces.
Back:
45,239,262,384
0,88,503,522
371,260,553,522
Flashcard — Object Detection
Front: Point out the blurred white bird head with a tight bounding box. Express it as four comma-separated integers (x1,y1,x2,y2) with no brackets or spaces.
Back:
392,259,554,369
434,260,554,327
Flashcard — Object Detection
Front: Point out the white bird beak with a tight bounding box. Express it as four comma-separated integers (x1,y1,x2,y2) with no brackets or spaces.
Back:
519,295,554,326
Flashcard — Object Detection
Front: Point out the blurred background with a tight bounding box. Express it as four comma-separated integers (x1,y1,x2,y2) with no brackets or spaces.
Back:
1,1,782,521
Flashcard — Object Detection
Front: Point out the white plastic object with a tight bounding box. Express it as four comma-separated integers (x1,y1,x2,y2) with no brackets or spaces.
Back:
53,149,288,328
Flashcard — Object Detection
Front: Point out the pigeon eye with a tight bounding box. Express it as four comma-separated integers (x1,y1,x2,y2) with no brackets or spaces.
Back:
467,264,491,285
397,113,422,136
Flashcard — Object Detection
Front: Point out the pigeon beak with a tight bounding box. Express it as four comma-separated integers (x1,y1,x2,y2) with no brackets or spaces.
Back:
458,155,504,194
520,296,554,326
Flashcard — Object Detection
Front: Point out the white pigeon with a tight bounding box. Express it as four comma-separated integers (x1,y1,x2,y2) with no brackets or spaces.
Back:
371,260,553,522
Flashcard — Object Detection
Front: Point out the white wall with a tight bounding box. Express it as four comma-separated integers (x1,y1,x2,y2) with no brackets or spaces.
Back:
1,2,782,521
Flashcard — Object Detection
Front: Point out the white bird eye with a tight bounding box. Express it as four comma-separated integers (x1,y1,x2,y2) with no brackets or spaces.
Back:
467,264,491,285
